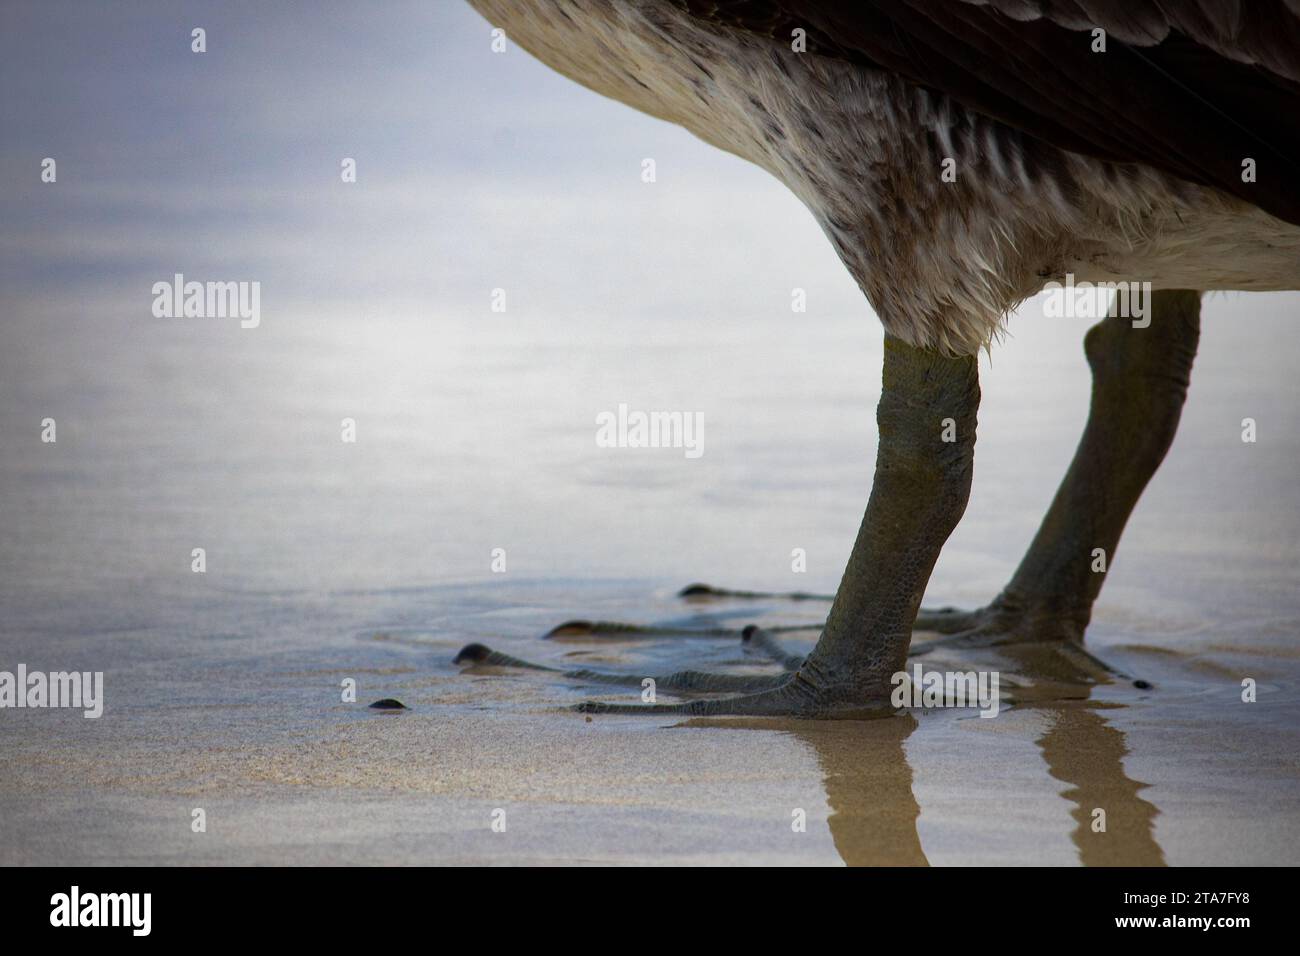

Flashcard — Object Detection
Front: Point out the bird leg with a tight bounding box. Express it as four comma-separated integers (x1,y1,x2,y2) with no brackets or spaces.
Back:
918,289,1201,650
456,335,980,717
560,292,1196,682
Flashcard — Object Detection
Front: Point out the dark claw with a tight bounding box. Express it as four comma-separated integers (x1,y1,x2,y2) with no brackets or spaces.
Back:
678,583,716,597
453,642,493,664
545,620,594,637
678,582,832,601
454,643,553,671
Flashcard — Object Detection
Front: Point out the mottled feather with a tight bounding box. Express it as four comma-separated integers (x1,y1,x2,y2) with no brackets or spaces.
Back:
667,0,1300,224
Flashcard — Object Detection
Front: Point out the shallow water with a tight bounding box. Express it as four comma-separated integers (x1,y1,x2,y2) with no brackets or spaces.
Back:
2,293,1298,865
2,1,1298,865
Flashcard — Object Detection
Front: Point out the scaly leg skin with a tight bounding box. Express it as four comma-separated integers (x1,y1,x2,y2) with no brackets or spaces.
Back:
917,289,1201,658
565,334,980,716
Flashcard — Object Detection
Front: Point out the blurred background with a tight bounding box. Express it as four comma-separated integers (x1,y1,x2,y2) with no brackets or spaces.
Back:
4,0,1296,601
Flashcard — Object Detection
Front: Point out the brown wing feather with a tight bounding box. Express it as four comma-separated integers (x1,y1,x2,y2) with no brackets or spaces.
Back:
667,0,1300,225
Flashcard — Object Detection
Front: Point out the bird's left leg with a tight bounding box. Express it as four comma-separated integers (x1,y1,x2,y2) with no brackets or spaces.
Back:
914,289,1201,667
571,335,980,716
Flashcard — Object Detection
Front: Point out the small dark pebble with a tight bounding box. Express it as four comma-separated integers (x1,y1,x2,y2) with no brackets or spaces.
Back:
369,698,408,710
1132,680,1152,690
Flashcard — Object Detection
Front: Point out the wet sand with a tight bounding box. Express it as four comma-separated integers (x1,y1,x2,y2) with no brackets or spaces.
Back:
2,572,1298,865
2,251,1298,868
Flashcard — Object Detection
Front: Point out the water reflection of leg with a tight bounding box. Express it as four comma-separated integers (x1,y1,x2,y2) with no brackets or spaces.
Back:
1036,701,1165,866
796,715,928,866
